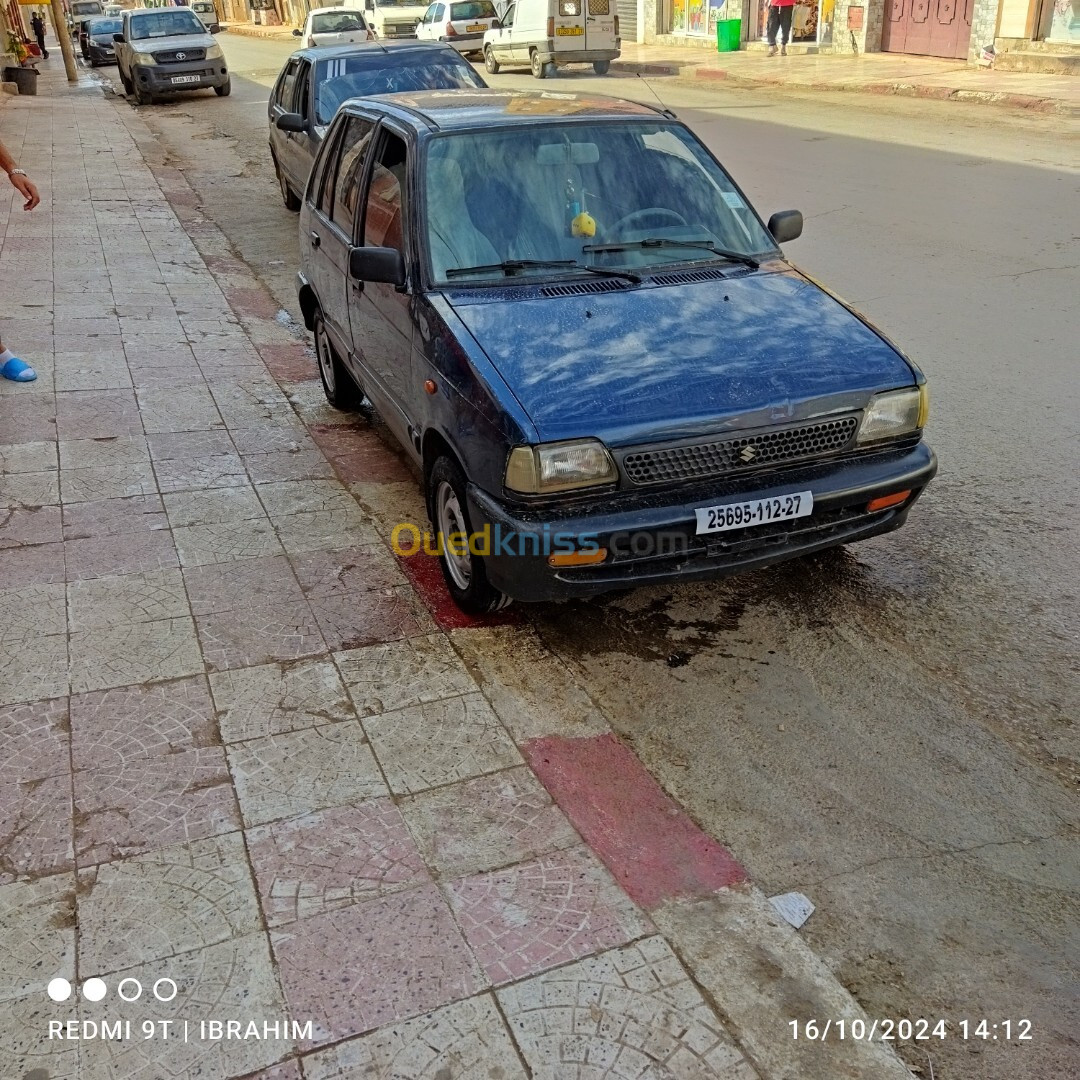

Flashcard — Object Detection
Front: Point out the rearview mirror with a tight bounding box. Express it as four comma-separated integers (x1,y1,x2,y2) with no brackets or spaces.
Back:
275,112,307,133
292,27,302,35
767,210,803,244
349,246,406,288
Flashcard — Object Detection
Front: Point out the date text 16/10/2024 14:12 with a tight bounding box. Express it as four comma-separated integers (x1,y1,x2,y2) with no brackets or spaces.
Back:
789,1018,1034,1041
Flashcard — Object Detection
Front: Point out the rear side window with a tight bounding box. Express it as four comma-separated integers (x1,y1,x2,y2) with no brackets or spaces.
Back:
275,59,299,111
450,1,496,17
332,117,377,234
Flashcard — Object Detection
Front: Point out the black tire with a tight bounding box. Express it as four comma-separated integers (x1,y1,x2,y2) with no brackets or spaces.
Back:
120,70,133,95
134,83,153,106
313,308,363,410
428,456,512,615
215,77,231,97
530,49,547,79
593,59,610,75
483,45,500,74
274,156,300,212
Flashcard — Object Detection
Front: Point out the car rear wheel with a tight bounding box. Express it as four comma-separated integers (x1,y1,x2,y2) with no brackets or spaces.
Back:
484,45,500,73
593,59,610,74
429,456,512,614
274,157,301,212
530,49,547,79
214,77,231,97
314,308,363,410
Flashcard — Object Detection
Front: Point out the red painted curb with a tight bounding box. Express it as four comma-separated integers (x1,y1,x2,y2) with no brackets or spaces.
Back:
524,733,747,910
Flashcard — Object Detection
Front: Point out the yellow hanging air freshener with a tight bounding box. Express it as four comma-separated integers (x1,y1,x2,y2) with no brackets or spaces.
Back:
571,212,596,238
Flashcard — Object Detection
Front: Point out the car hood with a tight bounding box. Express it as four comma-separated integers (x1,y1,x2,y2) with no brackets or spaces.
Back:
446,267,916,446
128,31,215,51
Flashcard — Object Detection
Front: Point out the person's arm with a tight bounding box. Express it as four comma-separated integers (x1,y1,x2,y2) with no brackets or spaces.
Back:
0,138,40,210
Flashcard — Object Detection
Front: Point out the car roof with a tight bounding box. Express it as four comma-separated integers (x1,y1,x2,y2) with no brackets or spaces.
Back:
308,4,366,14
342,89,667,130
292,41,462,61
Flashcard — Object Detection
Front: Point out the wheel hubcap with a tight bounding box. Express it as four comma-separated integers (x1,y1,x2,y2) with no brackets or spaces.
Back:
436,481,472,590
316,322,335,394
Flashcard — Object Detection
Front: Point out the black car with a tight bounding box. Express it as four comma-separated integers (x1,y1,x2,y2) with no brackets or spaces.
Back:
269,41,486,213
83,16,122,66
296,90,936,613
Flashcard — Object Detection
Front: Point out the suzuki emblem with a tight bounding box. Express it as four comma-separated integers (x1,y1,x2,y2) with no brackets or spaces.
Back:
739,445,758,463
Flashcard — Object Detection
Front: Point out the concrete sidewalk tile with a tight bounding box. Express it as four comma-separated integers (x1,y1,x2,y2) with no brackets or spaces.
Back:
364,693,521,796
0,697,70,784
243,448,337,484
54,361,133,393
496,937,754,1079
147,428,236,461
0,441,58,473
346,480,426,537
173,518,285,567
69,616,203,694
65,527,179,581
67,568,189,631
0,772,75,885
77,833,261,974
155,450,250,493
0,397,56,445
62,493,168,539
183,555,305,616
230,425,316,457
307,587,435,652
163,484,265,528
273,508,386,556
0,633,69,708
0,541,67,589
59,435,149,470
446,847,651,987
60,461,159,504
1,991,80,1080
227,721,386,827
54,389,142,441
336,634,475,717
210,659,354,743
247,800,429,928
402,766,581,880
70,677,218,772
74,745,239,866
302,994,526,1080
0,873,75,1002
272,883,484,1048
291,544,406,600
0,503,63,549
244,1063,303,1080
137,385,224,434
0,581,68,639
256,478,356,519
196,600,325,672
78,933,291,1079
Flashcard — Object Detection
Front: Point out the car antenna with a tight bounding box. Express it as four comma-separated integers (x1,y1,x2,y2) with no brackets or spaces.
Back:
634,72,676,119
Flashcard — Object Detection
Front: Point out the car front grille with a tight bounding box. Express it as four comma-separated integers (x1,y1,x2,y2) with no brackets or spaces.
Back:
153,48,206,63
383,22,417,37
621,414,860,486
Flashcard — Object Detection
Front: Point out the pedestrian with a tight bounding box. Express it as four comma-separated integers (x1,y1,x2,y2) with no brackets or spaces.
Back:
766,0,796,56
0,138,41,382
30,10,49,59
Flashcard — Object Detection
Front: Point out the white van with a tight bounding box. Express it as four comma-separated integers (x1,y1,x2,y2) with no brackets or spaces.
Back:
190,0,221,33
482,0,618,79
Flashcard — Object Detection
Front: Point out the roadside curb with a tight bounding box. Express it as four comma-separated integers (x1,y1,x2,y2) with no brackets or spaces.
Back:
222,22,297,41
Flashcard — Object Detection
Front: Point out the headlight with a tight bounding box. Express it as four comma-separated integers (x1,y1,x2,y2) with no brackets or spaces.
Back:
857,386,927,444
505,439,618,494
132,50,157,65
205,44,223,59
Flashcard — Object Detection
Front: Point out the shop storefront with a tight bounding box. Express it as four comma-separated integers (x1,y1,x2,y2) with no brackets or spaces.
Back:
663,0,835,45
750,0,835,46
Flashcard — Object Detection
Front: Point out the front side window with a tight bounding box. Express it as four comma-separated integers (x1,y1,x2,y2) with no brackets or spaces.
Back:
295,62,312,122
332,117,377,234
501,4,515,27
314,52,484,127
422,121,777,284
364,133,407,253
422,4,437,22
129,12,204,38
275,59,299,110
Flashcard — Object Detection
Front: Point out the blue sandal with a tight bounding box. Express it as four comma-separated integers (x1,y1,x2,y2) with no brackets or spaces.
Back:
1,358,37,382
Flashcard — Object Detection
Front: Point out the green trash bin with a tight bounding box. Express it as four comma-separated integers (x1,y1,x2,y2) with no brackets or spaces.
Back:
716,18,741,53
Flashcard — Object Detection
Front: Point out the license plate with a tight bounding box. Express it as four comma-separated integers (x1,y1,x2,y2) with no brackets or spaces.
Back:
466,22,486,30
695,490,813,535
171,75,201,85
555,25,584,35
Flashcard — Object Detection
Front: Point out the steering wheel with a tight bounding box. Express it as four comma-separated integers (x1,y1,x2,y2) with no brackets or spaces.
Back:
608,207,688,236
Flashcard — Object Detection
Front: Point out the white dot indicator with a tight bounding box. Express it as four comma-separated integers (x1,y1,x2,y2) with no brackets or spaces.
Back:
47,978,72,1002
82,978,107,1002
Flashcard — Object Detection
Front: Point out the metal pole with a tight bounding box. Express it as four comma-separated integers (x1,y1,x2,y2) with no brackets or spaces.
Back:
48,0,78,81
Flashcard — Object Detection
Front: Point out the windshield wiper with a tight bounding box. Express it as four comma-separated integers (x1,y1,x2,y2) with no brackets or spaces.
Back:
582,238,759,269
445,259,640,284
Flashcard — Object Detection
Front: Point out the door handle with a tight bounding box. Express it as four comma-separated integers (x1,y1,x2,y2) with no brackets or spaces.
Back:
309,231,321,248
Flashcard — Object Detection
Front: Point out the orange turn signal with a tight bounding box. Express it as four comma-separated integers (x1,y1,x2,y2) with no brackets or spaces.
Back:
548,548,608,568
867,490,911,513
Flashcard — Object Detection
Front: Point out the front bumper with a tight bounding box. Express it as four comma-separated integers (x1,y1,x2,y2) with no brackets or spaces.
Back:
87,44,117,64
466,441,937,602
131,60,228,93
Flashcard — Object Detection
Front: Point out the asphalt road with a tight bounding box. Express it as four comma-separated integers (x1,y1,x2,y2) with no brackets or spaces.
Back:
89,38,1079,1079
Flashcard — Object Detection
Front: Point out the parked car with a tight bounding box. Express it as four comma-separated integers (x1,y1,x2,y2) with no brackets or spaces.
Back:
292,6,373,48
483,0,618,78
295,90,936,613
68,0,104,40
190,0,221,34
268,41,485,212
415,0,499,57
83,16,122,65
361,0,428,39
113,6,229,105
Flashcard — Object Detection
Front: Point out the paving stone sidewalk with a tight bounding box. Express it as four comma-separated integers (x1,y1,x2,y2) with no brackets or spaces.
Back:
1,65,914,1080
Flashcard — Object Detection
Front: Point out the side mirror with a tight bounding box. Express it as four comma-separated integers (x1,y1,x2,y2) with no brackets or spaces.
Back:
490,18,500,27
365,0,374,10
767,210,803,244
350,246,406,288
292,27,302,35
113,32,124,42
275,112,307,133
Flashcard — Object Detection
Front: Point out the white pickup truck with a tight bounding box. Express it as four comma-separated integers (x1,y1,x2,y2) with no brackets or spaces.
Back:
361,0,428,40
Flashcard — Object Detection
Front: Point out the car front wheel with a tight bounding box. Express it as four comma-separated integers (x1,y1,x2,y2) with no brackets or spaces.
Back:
484,45,500,73
314,308,363,410
215,77,231,96
429,456,512,614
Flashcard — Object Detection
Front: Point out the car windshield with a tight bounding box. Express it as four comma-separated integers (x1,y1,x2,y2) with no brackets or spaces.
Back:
423,121,777,284
314,53,485,125
72,3,102,14
129,11,204,39
450,1,496,17
311,12,366,32
89,17,121,33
